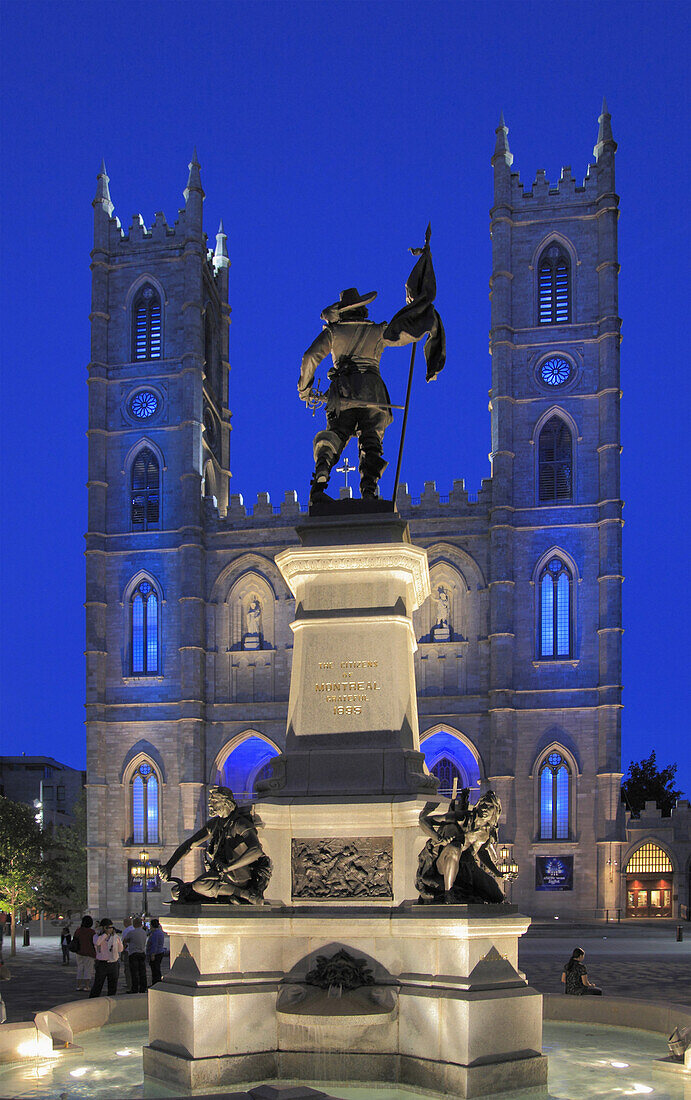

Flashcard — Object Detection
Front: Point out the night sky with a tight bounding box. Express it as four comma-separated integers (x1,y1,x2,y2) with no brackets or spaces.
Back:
1,1,688,796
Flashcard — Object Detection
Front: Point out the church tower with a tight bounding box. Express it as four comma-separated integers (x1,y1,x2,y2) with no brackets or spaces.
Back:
85,157,230,913
488,104,624,914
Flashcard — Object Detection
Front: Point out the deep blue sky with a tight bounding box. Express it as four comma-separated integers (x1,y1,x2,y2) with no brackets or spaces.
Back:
1,1,688,796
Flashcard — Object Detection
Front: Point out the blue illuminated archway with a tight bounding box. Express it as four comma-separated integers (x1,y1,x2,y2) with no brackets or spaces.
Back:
215,733,280,800
420,728,482,799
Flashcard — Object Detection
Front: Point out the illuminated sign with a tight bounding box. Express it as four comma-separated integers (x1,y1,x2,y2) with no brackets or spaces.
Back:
127,859,161,893
535,855,573,891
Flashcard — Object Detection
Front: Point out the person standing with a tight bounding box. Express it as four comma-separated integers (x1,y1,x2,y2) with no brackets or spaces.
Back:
146,918,165,985
89,918,124,998
122,917,148,993
73,915,97,992
60,925,71,965
121,916,134,991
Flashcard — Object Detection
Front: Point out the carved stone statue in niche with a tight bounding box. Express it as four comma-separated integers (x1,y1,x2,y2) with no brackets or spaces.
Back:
432,584,451,641
243,595,262,650
159,786,272,905
415,788,506,904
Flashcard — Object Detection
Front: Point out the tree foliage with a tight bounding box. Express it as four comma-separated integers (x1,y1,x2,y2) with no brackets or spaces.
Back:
42,791,87,915
0,795,45,953
621,751,683,818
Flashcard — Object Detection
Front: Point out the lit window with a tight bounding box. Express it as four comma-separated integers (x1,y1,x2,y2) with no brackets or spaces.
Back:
539,558,572,658
131,580,159,675
538,246,570,324
625,844,673,875
431,757,463,798
131,762,159,844
132,285,162,360
539,416,572,503
131,448,160,530
539,751,570,839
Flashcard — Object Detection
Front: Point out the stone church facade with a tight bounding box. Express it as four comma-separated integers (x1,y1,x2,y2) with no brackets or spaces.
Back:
87,108,663,921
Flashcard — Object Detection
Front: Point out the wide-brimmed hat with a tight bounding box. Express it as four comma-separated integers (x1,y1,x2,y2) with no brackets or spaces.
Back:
321,287,377,322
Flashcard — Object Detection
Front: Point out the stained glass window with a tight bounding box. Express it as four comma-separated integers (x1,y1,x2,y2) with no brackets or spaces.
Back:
539,357,572,387
539,416,572,503
431,757,463,798
130,390,160,419
539,558,572,658
131,762,159,844
131,448,160,530
130,580,159,675
538,247,571,324
539,751,570,839
132,285,162,360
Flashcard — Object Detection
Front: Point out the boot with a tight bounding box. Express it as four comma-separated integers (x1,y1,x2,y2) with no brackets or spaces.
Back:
310,460,332,502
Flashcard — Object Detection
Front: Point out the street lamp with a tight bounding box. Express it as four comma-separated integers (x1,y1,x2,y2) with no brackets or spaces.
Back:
139,848,150,917
499,845,519,900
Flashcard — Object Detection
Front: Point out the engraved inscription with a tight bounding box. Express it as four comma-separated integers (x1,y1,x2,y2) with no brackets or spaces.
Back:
314,658,381,716
291,837,393,899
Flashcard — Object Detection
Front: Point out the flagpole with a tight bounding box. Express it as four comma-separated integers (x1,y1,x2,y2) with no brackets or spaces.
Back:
392,341,417,507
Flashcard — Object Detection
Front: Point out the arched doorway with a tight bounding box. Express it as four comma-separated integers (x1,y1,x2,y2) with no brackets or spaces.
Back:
420,728,482,799
215,734,280,801
625,843,674,918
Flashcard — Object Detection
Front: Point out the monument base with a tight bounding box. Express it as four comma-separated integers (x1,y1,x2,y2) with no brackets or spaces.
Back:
144,906,547,1097
143,1046,547,1096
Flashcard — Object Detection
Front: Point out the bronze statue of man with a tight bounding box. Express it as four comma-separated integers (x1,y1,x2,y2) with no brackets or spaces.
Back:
298,287,416,501
299,231,446,502
159,785,271,905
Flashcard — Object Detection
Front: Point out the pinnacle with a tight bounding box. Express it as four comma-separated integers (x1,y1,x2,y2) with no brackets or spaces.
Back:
184,148,205,203
492,112,513,168
218,218,225,234
93,159,113,214
594,97,615,160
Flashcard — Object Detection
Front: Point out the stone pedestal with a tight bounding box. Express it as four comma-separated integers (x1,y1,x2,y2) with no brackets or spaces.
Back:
269,514,434,800
143,906,547,1096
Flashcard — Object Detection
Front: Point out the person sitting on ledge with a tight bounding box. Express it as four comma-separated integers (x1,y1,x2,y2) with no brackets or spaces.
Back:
561,947,603,995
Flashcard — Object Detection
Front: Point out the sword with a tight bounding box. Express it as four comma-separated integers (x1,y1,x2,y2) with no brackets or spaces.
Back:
305,380,404,416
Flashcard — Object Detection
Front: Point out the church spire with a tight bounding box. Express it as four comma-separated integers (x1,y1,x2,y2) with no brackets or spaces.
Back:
213,219,230,273
183,148,205,203
492,112,513,168
594,97,616,161
93,159,114,217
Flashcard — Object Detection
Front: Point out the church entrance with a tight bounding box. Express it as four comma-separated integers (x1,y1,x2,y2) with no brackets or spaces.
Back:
625,844,674,918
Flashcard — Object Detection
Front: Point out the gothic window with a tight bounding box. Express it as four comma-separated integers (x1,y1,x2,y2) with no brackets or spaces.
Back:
132,284,162,360
131,761,159,843
431,757,463,798
131,448,160,530
130,580,159,675
539,751,570,839
539,558,572,658
538,246,570,324
539,416,572,503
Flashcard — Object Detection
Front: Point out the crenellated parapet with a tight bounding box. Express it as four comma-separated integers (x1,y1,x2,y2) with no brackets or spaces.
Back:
207,478,493,530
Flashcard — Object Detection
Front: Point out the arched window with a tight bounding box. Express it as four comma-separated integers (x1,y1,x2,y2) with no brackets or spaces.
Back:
539,751,570,839
131,580,159,675
132,284,162,360
539,558,572,658
131,761,159,843
131,448,160,530
538,246,570,324
625,844,673,875
539,416,573,503
430,756,463,798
